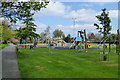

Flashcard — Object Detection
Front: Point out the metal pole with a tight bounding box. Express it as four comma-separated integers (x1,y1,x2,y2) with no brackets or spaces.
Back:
72,18,76,38
49,40,51,53
49,46,50,53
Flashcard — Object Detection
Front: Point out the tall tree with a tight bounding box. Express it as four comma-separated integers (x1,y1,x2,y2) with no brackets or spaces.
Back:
53,29,65,38
94,8,112,61
1,19,13,43
0,1,49,42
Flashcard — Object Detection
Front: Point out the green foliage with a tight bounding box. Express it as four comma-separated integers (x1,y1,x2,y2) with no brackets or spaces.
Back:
53,29,65,38
94,8,112,38
1,19,13,41
15,27,28,40
64,34,71,43
1,44,10,50
0,1,49,24
94,8,112,61
0,1,49,43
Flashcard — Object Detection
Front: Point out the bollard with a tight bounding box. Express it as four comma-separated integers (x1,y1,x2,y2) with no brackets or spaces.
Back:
16,47,19,53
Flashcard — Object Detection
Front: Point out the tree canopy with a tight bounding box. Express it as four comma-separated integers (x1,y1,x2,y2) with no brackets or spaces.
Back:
94,8,112,38
64,34,71,43
53,29,65,38
1,19,13,41
0,1,49,43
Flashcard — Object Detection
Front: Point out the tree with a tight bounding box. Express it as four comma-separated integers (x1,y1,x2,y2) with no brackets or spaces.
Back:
1,19,13,43
110,34,117,42
40,32,46,40
94,8,112,61
15,27,28,44
53,29,65,38
44,26,50,38
40,26,50,40
64,34,71,43
95,33,103,41
0,1,49,42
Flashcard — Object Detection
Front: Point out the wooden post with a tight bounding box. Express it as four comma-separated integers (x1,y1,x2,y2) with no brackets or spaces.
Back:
117,29,120,55
84,29,87,52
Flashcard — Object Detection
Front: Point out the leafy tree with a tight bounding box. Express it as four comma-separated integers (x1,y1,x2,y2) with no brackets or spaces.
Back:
44,26,50,38
32,32,40,42
0,1,49,43
64,34,71,43
40,32,46,40
94,8,112,61
53,29,65,38
1,19,13,43
15,27,28,44
40,26,50,40
109,34,117,42
0,25,3,45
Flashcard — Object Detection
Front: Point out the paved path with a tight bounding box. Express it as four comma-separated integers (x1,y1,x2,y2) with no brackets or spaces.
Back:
2,45,21,79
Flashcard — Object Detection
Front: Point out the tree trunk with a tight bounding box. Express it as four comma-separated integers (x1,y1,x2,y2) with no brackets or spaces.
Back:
20,39,22,44
29,37,32,43
103,37,106,61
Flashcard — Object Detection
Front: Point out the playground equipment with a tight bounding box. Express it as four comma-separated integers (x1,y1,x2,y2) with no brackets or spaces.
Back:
97,29,120,61
46,37,69,47
69,29,88,52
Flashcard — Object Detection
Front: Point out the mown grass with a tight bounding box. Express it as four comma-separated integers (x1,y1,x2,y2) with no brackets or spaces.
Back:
17,47,118,78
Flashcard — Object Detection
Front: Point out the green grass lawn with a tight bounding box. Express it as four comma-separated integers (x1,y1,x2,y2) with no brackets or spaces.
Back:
0,44,10,50
17,47,118,78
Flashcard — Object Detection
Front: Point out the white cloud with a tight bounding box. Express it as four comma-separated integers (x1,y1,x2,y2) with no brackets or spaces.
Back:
52,0,119,2
34,1,70,17
109,10,118,19
64,9,99,23
57,25,64,28
80,3,93,7
35,22,48,34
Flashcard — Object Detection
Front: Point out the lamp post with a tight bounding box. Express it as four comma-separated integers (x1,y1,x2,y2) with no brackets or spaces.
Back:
72,18,76,38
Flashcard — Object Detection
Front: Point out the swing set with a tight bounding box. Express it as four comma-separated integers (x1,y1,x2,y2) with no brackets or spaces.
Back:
97,29,120,61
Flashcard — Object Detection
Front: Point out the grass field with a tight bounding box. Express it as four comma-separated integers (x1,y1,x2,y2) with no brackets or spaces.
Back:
17,47,118,78
0,44,10,50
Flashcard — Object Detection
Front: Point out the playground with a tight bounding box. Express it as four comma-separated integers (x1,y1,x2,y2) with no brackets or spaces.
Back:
15,29,119,78
1,2,119,79
17,46,118,78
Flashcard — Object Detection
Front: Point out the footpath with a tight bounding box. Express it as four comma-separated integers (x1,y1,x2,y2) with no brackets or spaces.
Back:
2,45,21,79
